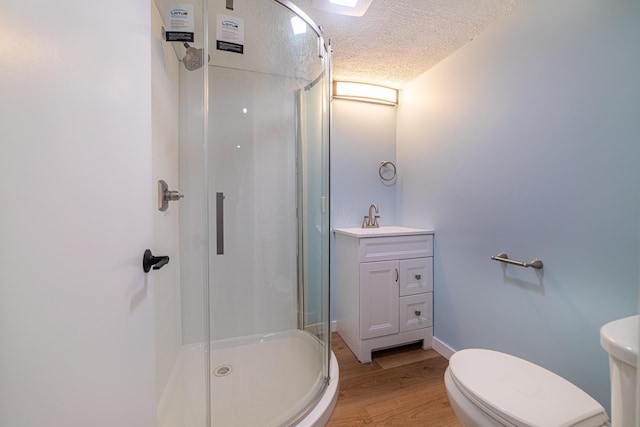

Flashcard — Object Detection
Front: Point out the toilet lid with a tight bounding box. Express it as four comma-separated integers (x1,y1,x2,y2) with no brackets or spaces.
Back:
448,349,608,427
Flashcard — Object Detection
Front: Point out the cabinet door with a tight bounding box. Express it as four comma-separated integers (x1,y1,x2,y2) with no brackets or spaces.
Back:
360,260,399,339
399,257,433,297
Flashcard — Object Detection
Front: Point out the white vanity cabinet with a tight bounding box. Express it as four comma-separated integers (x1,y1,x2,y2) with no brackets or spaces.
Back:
334,227,434,363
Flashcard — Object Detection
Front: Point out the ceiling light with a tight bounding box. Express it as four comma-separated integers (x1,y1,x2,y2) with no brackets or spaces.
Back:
290,16,307,35
333,81,398,106
330,0,358,7
312,0,374,17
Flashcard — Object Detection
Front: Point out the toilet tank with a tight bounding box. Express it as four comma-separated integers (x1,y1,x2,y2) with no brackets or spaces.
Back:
600,315,638,427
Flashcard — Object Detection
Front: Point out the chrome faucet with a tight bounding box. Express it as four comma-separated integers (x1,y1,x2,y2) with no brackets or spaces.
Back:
362,204,380,228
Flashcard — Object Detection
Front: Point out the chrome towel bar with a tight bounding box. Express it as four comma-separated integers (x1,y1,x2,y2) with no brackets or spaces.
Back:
491,252,543,269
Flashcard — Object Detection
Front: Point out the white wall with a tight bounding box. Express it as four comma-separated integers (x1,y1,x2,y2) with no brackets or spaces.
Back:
397,0,640,412
179,66,307,343
0,1,156,426
207,68,299,340
151,1,183,402
177,56,208,346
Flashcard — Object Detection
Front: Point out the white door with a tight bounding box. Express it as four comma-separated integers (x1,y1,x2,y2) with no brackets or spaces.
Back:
0,2,156,426
360,261,399,339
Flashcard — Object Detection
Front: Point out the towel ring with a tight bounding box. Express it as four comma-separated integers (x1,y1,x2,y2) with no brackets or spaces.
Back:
379,161,397,181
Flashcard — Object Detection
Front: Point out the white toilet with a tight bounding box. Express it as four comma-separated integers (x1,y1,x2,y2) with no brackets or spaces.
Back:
600,314,638,427
445,314,639,427
444,349,609,427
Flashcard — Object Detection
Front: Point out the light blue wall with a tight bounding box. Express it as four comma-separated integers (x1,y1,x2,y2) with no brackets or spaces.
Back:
396,0,640,413
330,99,397,227
330,99,397,320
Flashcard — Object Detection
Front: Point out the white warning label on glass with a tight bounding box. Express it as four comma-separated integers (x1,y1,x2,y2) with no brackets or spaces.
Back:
165,4,194,42
216,14,244,54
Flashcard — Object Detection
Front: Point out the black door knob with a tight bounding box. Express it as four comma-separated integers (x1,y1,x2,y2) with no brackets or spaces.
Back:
143,249,169,273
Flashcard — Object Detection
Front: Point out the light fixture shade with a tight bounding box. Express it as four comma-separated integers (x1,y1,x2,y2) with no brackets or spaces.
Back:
332,81,399,105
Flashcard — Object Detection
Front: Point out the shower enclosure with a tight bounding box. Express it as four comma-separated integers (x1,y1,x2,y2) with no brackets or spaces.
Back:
154,0,334,426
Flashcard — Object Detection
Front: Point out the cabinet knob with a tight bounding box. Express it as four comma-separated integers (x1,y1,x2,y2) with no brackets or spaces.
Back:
415,274,421,280
415,310,421,316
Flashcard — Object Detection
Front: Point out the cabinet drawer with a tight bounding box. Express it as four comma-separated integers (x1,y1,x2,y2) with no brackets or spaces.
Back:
399,293,433,333
399,258,433,296
358,234,433,262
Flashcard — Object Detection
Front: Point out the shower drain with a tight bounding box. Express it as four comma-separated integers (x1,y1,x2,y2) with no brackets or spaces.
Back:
213,364,233,377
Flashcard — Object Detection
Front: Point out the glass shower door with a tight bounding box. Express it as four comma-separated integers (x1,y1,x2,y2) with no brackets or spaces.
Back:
205,1,331,425
298,74,331,367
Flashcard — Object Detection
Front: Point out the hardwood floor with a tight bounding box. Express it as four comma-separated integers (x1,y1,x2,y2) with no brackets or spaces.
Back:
326,333,462,427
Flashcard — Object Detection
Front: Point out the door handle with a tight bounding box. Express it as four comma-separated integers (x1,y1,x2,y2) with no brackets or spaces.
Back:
395,268,399,282
143,249,169,273
216,192,224,255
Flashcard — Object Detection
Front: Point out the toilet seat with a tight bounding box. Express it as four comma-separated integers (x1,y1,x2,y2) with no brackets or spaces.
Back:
448,349,608,427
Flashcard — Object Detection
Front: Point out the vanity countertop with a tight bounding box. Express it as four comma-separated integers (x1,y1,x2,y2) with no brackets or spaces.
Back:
333,226,434,238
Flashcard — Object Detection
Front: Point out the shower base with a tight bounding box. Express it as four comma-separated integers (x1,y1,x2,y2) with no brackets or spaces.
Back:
158,329,339,427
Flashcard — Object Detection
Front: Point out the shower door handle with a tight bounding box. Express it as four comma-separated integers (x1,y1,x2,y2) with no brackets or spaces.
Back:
216,192,224,255
143,249,169,273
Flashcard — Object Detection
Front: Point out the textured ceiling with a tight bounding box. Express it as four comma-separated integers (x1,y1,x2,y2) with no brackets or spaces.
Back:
290,0,522,88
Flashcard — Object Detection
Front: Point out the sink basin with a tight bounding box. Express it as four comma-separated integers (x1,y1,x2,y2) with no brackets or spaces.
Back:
600,314,639,368
333,226,433,238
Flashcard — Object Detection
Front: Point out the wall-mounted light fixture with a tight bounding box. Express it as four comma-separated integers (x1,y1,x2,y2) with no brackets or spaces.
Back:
332,81,399,106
